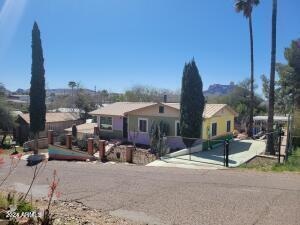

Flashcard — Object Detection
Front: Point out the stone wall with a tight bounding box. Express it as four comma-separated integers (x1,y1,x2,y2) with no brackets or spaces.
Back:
106,145,157,165
132,149,157,165
23,138,48,150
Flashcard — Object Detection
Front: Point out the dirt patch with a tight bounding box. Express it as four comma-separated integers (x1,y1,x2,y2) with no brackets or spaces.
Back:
42,200,143,225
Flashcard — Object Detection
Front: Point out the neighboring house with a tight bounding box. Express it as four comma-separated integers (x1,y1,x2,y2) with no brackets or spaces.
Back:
65,122,98,139
7,95,30,104
89,102,238,150
15,112,82,144
48,108,83,113
253,115,289,135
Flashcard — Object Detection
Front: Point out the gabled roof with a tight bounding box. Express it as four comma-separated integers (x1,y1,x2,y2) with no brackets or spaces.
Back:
65,123,97,134
89,102,238,118
19,112,81,124
164,103,238,118
89,102,156,116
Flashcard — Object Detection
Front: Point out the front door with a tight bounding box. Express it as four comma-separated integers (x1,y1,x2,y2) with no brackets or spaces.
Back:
123,117,128,138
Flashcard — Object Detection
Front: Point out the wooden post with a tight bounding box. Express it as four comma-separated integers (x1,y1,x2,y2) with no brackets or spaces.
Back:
87,138,94,155
48,130,54,145
94,126,100,136
66,134,72,149
126,146,134,163
98,140,106,161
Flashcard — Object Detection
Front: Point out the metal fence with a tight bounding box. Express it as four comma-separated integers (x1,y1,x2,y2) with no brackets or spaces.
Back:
156,136,231,167
263,114,297,163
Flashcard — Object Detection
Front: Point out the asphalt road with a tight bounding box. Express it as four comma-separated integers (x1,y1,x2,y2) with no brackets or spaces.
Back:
1,159,300,225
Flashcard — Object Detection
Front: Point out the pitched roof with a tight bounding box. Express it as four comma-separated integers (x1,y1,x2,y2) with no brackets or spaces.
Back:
89,102,238,118
19,112,80,124
164,103,237,118
65,123,97,134
89,102,156,116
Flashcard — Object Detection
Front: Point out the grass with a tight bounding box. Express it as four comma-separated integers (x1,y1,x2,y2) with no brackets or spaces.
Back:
0,192,35,212
240,147,300,172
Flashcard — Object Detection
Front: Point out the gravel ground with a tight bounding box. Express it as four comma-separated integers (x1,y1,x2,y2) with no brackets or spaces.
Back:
41,199,142,225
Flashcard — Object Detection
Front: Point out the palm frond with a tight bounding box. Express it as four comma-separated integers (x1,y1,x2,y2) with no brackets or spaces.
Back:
235,0,260,18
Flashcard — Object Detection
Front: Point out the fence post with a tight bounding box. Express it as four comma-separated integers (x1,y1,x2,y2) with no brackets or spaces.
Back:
278,128,282,164
286,115,291,162
47,130,54,145
66,134,72,149
98,140,106,162
225,139,229,167
223,140,226,166
87,138,94,155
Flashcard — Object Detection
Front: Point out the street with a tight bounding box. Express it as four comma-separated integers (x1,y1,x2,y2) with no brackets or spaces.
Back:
1,159,300,225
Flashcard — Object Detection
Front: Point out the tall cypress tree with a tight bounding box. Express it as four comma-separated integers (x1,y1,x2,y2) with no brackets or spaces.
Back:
180,59,205,147
29,22,46,154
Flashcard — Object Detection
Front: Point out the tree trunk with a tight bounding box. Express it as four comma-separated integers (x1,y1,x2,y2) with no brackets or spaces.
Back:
248,15,254,137
267,0,277,155
34,132,39,155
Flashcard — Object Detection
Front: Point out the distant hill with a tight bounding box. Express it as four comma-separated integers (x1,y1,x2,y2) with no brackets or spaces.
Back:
204,82,236,96
46,88,95,96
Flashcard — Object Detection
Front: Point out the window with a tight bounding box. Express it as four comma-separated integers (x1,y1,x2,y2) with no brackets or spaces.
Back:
212,123,217,137
138,118,148,132
100,116,112,130
159,106,164,113
175,121,181,136
226,120,231,132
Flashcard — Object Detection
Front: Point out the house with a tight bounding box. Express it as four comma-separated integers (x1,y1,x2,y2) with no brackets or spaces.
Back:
89,102,238,150
253,115,290,135
15,112,82,144
65,122,98,139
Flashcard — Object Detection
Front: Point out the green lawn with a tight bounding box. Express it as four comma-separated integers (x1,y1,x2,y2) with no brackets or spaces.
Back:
240,147,300,172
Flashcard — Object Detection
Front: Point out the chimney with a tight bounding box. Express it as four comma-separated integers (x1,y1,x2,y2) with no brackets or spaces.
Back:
163,94,167,103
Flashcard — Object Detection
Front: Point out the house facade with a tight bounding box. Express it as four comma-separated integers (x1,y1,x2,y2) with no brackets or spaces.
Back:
90,102,238,150
15,112,83,144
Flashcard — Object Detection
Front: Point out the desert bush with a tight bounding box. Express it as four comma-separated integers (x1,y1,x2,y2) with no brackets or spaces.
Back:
77,139,87,151
58,134,66,145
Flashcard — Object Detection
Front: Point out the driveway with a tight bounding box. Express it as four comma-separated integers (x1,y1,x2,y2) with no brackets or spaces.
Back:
1,159,299,225
155,139,266,168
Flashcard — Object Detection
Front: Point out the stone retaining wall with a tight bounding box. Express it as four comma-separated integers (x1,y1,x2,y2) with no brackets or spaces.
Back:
23,138,48,150
106,145,157,165
133,149,157,165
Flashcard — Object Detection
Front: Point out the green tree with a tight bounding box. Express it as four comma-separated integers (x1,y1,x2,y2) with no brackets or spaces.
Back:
68,81,77,110
266,0,277,155
261,62,296,115
100,89,109,104
207,79,265,131
75,91,96,120
235,0,260,137
149,120,169,156
0,92,15,146
29,22,46,154
0,83,6,97
284,39,300,107
72,124,77,139
180,59,205,147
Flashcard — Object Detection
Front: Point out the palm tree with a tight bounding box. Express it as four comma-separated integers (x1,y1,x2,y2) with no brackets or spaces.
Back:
266,0,277,155
235,0,259,137
68,81,77,111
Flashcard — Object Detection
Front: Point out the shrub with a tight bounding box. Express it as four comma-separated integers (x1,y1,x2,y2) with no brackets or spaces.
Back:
0,193,8,210
58,134,66,145
16,200,35,213
77,138,87,151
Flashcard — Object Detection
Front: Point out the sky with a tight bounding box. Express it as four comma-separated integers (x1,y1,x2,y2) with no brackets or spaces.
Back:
0,0,299,94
